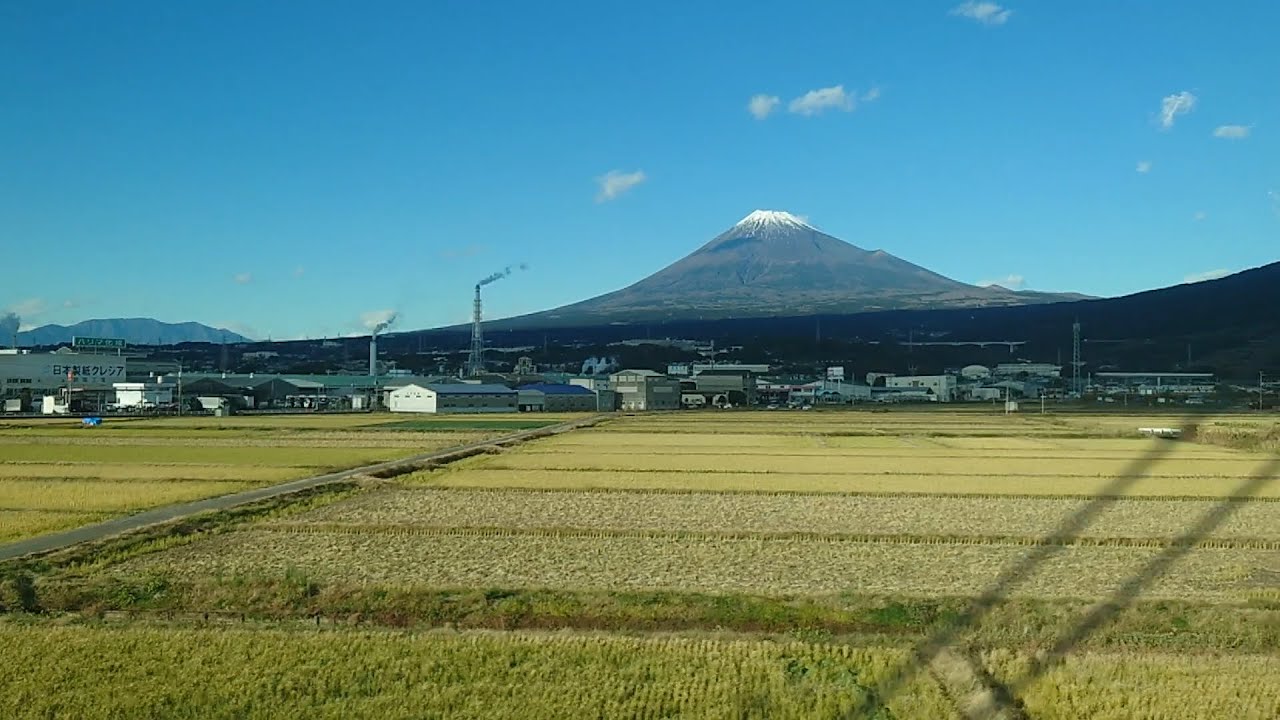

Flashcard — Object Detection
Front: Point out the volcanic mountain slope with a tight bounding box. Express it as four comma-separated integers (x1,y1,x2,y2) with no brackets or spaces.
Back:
512,210,1082,328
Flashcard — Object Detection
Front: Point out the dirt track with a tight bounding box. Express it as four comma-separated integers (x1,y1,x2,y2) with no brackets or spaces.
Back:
0,415,604,562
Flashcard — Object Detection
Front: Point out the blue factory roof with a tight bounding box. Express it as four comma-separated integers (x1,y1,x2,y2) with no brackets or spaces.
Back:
425,383,515,395
518,383,594,396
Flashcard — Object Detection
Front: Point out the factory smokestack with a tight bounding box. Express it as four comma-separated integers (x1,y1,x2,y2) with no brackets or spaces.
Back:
0,312,19,349
466,284,484,376
465,265,526,377
361,310,398,378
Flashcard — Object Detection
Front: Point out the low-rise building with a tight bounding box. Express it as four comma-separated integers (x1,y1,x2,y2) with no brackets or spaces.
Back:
610,369,681,411
112,381,174,408
389,383,517,414
683,368,758,406
994,363,1062,379
1091,372,1216,396
517,383,598,412
885,375,957,402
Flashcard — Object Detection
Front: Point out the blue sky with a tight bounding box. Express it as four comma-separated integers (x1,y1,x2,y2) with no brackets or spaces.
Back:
3,1,1277,339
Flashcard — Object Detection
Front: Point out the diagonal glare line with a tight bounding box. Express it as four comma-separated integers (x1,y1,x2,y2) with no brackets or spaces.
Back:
1006,456,1280,696
844,419,1199,719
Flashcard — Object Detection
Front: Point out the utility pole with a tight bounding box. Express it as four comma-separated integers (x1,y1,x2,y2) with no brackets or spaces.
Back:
1261,371,1266,412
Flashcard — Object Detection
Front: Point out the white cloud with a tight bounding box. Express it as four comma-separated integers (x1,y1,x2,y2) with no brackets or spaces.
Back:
861,87,881,103
6,298,47,317
62,299,79,309
1212,124,1251,139
950,1,1012,25
1135,160,1152,173
1183,269,1231,284
233,272,253,285
788,85,854,116
978,274,1027,290
747,94,780,120
1159,91,1196,129
595,169,647,202
1193,210,1207,221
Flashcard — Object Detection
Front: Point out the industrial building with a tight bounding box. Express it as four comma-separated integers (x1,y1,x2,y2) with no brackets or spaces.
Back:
994,363,1062,379
679,368,758,407
1,348,128,412
111,381,174,409
885,375,958,402
388,383,517,414
568,377,618,411
610,369,681,411
516,383,598,412
1090,372,1216,396
667,362,771,377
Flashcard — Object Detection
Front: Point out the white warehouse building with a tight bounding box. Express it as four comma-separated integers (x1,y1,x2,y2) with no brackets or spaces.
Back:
388,383,517,414
112,381,174,409
885,375,958,402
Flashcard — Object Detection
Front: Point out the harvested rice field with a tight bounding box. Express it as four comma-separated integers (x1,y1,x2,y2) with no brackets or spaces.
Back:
0,413,523,543
6,409,1279,717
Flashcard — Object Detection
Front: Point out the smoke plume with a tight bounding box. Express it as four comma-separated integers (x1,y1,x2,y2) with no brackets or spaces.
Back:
477,263,529,288
361,310,399,335
0,312,19,347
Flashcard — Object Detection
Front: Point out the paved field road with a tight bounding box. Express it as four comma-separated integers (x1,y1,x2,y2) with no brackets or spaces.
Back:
0,415,603,562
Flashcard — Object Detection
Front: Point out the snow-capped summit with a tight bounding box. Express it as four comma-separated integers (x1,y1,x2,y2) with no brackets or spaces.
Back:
734,210,815,233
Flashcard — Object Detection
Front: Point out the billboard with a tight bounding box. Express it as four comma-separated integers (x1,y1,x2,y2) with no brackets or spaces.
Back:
0,353,126,389
72,336,126,350
825,366,845,381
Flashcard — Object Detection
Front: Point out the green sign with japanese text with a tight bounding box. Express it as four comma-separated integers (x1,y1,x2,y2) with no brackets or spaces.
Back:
72,336,127,349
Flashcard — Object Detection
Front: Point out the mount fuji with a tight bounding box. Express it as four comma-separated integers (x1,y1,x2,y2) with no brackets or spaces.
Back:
506,210,1085,328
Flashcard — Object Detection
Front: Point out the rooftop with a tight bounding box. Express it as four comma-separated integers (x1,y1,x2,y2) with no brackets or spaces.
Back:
518,383,594,395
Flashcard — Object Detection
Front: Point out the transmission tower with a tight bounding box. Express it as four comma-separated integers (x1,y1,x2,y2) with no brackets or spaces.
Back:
465,284,484,376
1071,320,1083,396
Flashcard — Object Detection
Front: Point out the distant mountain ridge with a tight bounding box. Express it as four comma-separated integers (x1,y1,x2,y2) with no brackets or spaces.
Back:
497,210,1087,329
17,319,249,347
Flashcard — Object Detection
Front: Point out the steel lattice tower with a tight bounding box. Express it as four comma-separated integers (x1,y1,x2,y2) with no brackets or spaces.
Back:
465,284,484,376
1071,320,1083,396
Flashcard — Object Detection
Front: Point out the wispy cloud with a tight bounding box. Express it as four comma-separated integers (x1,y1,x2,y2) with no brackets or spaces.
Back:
788,85,854,116
1192,210,1207,222
1135,160,1152,173
233,272,253,285
6,298,47,317
978,274,1027,290
1183,268,1230,284
62,299,79,309
861,87,881,103
292,266,305,278
1212,124,1251,139
1159,91,1196,129
950,1,1012,25
595,169,647,202
1269,189,1280,217
747,94,780,120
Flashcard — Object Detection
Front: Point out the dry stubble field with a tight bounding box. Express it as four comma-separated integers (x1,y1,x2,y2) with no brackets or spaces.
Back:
2,409,1279,718
0,413,555,543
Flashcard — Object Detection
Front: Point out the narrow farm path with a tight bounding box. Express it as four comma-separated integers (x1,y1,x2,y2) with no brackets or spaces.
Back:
0,414,606,562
